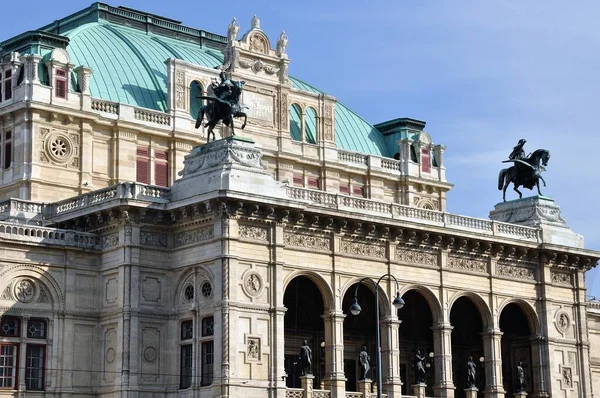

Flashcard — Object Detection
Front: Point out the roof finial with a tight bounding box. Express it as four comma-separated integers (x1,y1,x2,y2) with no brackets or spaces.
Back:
251,15,260,29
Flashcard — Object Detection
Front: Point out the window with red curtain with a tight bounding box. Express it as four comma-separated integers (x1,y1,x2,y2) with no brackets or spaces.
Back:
55,68,67,99
340,183,350,195
307,176,319,189
154,149,169,187
293,173,303,186
136,146,150,184
3,70,11,101
421,147,431,173
352,185,365,197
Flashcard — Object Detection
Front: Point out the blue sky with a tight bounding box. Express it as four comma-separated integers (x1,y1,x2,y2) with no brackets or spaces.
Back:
2,0,599,295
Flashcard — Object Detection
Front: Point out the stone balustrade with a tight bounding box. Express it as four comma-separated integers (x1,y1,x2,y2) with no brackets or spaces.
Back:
0,222,98,249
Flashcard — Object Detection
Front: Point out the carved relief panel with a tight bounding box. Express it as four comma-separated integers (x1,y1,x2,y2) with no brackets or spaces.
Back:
39,127,81,168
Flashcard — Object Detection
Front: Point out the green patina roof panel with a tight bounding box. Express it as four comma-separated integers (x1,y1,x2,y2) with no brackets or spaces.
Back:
60,17,390,156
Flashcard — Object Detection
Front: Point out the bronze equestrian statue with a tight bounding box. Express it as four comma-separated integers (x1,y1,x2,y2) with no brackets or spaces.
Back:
498,139,550,201
194,70,248,142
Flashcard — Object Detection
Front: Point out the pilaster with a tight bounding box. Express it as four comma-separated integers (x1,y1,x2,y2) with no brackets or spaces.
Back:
432,322,455,398
381,315,402,397
322,310,346,398
482,328,505,398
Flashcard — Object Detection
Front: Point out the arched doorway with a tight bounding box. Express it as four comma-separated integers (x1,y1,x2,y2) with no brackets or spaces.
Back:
398,290,435,395
450,297,485,397
500,303,534,395
342,282,379,392
283,276,325,388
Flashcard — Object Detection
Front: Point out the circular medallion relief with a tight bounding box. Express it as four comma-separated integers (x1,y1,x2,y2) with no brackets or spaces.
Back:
242,271,264,298
144,346,157,363
105,347,116,364
14,279,36,303
556,310,571,333
45,133,74,164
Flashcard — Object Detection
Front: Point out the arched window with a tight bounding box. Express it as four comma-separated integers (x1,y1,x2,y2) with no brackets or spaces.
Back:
304,107,318,144
289,104,302,141
189,81,203,119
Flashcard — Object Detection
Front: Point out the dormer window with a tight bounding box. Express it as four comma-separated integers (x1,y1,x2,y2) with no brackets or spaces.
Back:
54,68,67,99
421,147,431,173
0,69,12,102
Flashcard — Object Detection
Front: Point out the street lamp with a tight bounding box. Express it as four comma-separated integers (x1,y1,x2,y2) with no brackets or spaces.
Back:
349,274,405,398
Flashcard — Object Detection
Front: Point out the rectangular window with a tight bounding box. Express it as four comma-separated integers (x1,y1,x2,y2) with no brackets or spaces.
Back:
307,176,319,189
352,185,364,197
3,70,11,101
136,146,150,184
180,344,193,389
0,344,18,388
293,173,303,187
202,316,214,337
201,341,214,386
0,317,20,337
27,319,47,339
55,68,67,99
154,149,169,187
4,131,11,169
421,148,431,173
340,183,350,194
25,345,44,390
181,320,193,340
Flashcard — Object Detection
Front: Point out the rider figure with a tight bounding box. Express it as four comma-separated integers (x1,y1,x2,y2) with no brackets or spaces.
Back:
509,139,527,160
211,71,235,105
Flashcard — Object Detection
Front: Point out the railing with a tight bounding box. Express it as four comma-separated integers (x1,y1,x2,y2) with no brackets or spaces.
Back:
48,183,170,217
587,301,600,311
134,108,171,126
91,99,119,114
380,158,402,172
314,391,331,398
0,222,98,249
285,186,540,242
338,150,368,166
345,393,363,398
285,389,304,398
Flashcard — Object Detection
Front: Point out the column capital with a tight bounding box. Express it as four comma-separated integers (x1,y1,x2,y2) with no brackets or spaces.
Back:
431,322,454,332
480,328,503,338
321,310,346,321
380,315,401,325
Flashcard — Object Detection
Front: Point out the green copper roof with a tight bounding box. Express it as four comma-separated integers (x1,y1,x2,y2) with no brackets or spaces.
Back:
39,3,391,157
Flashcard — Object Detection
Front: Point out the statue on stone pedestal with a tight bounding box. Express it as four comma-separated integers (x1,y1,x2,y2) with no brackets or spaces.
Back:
516,360,525,392
498,139,551,201
300,340,312,376
276,31,288,57
194,69,248,142
227,18,240,43
466,356,476,388
414,350,426,384
359,345,371,380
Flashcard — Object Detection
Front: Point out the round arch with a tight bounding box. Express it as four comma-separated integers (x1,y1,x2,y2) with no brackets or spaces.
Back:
289,103,303,141
339,276,392,317
400,284,443,323
172,265,215,307
283,270,334,311
0,265,65,311
497,298,540,335
189,80,203,118
448,291,493,329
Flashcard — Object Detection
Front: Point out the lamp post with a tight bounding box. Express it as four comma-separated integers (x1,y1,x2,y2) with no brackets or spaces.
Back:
349,274,405,398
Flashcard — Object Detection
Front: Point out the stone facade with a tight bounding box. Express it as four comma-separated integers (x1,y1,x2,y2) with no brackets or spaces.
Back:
0,4,598,398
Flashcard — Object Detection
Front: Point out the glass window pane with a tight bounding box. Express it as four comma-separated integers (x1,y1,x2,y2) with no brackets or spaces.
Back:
25,345,44,390
202,316,214,337
27,319,46,339
289,104,302,141
201,341,214,386
0,317,20,337
181,320,193,340
0,344,17,388
305,107,318,144
180,344,192,389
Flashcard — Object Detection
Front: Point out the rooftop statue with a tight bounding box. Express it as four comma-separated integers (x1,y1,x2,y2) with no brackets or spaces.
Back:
194,70,248,142
498,139,550,201
276,31,288,57
227,17,240,43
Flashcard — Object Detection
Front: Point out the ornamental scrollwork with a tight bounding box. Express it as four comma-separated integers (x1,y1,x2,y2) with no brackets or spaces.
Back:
495,262,535,280
447,256,487,273
396,248,437,266
239,225,268,241
174,225,214,247
551,271,572,286
284,232,330,250
101,233,119,249
340,239,386,258
140,231,168,247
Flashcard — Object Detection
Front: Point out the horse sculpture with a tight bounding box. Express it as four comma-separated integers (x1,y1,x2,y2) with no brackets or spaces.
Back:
498,148,550,201
194,78,247,142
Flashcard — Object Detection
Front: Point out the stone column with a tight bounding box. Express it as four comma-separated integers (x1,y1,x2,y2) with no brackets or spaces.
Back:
322,310,346,398
271,223,287,398
482,328,505,398
381,315,402,397
432,323,455,398
529,335,548,397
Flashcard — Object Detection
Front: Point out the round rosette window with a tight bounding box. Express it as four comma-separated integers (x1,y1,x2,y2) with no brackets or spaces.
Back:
45,132,75,165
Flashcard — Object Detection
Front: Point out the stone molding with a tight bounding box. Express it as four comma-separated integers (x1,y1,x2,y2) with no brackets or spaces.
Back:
395,247,438,266
447,255,487,273
283,231,331,251
339,239,386,258
551,271,572,286
495,262,536,281
239,224,268,241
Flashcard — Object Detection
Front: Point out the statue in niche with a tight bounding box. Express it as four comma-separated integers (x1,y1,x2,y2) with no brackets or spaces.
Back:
276,31,288,56
498,139,550,201
300,340,312,375
247,339,259,360
414,350,426,384
466,356,476,388
227,18,239,43
516,360,525,392
194,69,247,142
359,345,372,380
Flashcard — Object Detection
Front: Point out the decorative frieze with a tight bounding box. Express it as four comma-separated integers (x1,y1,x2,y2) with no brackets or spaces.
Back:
447,256,487,273
140,231,168,247
340,239,386,258
174,225,214,247
239,225,268,241
395,248,437,266
551,271,572,286
284,232,330,251
101,233,119,249
495,262,535,281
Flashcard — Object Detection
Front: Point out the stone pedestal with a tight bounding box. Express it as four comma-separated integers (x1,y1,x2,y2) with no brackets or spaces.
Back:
513,392,527,398
489,196,583,247
464,387,478,398
358,379,372,397
412,382,427,398
301,375,315,398
170,136,288,202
